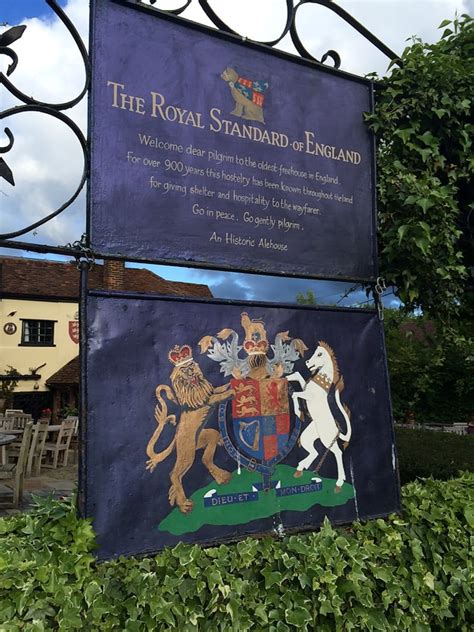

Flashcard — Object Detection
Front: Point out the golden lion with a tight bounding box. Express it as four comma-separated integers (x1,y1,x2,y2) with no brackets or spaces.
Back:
146,357,233,514
221,67,266,124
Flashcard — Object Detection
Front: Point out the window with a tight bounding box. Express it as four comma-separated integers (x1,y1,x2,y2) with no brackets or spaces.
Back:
20,320,56,346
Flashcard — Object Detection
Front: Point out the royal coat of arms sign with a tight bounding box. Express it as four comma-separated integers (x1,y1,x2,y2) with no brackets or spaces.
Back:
83,291,399,559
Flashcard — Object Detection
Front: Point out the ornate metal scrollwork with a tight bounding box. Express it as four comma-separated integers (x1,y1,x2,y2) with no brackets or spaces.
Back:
141,0,400,69
290,0,400,68
0,0,89,240
0,105,88,239
0,0,399,245
146,0,193,16
0,1,90,109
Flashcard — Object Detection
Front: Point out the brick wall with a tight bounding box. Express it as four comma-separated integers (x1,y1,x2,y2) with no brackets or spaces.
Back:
103,260,125,290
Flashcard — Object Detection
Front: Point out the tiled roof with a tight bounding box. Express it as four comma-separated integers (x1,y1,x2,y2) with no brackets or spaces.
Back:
0,256,212,299
46,356,79,386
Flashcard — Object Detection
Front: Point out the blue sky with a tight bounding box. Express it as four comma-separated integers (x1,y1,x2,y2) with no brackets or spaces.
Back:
2,0,470,306
1,1,68,24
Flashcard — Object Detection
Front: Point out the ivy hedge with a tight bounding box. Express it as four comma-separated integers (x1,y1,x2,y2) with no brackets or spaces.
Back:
396,427,474,484
0,474,472,631
366,14,473,319
384,306,474,426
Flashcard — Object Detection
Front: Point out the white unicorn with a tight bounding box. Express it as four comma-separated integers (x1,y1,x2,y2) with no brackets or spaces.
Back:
287,342,352,492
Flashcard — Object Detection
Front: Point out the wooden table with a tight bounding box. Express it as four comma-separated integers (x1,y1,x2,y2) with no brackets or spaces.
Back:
0,434,17,446
46,425,62,433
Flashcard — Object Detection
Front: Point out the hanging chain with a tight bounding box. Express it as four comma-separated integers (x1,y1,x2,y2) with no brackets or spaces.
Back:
65,233,95,270
374,276,387,320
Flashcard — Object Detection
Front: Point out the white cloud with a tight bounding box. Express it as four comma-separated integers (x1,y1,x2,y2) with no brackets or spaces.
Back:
1,0,87,244
178,0,470,75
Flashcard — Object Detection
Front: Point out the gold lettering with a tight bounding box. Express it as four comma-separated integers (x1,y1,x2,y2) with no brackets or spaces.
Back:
209,107,223,132
107,81,125,108
150,91,166,119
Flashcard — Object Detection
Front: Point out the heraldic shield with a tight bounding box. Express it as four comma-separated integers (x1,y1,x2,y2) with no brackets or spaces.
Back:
219,377,301,490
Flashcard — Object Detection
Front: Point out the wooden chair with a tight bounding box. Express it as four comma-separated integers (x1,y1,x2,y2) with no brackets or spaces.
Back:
43,420,76,468
0,421,33,508
3,415,33,461
0,417,15,431
7,413,33,430
64,416,79,463
4,409,23,416
26,422,50,477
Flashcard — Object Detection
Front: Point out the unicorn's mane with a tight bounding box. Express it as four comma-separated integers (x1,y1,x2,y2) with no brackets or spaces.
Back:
318,341,344,391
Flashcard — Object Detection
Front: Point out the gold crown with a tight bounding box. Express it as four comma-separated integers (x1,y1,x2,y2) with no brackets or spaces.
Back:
168,344,193,366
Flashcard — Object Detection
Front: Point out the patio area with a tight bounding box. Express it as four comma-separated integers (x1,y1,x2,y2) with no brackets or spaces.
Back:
0,462,77,518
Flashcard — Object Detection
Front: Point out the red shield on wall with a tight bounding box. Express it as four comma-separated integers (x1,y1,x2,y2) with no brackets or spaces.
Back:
69,320,79,344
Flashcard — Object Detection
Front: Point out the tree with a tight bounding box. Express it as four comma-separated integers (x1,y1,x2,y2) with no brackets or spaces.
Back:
295,289,318,305
0,366,20,412
384,306,474,424
366,14,473,322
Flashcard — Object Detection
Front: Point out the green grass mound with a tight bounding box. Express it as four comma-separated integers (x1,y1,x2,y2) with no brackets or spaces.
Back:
0,473,472,630
159,464,354,535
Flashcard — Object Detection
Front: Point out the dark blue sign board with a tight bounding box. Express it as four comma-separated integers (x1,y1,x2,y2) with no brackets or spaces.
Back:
89,0,377,280
82,291,399,559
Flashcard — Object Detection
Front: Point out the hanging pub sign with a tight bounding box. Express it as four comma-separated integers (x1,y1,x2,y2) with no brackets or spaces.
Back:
82,291,399,559
89,0,377,280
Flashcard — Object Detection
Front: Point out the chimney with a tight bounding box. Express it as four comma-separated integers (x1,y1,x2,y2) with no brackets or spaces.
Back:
103,260,125,291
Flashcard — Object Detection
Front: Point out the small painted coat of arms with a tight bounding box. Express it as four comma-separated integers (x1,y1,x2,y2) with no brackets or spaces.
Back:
68,320,79,344
221,67,269,123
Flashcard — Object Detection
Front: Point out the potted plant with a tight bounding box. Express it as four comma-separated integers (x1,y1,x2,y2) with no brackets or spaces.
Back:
40,408,52,423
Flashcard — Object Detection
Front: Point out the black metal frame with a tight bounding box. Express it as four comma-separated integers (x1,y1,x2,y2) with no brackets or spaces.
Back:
0,0,401,550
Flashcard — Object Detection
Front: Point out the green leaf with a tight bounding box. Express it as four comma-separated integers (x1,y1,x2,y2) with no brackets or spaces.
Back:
1,474,473,631
367,609,389,630
417,198,434,213
423,572,435,590
255,604,268,624
394,127,415,143
464,505,474,528
416,147,433,162
84,580,102,607
225,599,240,624
415,237,430,255
397,225,409,242
285,605,312,627
419,131,437,147
408,287,419,302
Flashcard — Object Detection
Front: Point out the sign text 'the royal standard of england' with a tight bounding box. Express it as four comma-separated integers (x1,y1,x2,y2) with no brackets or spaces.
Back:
90,0,377,279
